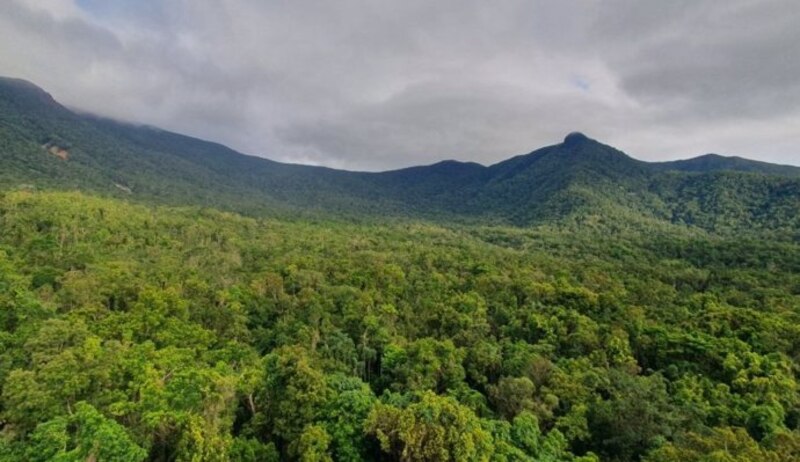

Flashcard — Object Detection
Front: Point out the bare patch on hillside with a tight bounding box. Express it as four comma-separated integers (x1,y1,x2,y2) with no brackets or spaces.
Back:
114,183,133,194
42,142,69,160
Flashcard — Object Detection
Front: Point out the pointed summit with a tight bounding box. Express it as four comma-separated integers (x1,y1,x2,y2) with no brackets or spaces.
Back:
563,132,591,147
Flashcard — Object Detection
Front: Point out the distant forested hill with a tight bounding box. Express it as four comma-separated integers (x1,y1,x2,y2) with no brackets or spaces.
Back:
1,77,799,235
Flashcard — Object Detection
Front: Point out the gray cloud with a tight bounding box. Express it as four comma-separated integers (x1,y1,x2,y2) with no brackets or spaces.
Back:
0,0,797,170
600,0,800,119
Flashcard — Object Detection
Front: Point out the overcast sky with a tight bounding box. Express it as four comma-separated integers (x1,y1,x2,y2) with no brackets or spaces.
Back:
1,0,798,170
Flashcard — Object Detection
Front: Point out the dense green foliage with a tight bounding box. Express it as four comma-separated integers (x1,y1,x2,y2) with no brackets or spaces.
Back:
0,190,798,461
2,75,800,460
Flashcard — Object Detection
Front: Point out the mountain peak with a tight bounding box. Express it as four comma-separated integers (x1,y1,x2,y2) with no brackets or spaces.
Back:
0,76,43,91
563,132,591,146
0,76,61,112
0,76,52,99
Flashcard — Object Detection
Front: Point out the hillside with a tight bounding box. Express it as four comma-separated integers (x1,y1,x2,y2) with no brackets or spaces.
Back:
1,76,799,234
1,80,799,461
655,153,800,176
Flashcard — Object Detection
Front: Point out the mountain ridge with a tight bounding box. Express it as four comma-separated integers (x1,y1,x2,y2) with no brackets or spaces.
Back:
1,76,798,234
4,76,798,175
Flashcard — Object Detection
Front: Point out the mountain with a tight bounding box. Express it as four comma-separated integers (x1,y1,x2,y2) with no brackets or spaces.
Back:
1,77,798,234
655,153,800,177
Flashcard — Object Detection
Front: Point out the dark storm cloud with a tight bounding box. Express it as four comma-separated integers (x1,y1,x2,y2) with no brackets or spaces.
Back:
0,0,797,170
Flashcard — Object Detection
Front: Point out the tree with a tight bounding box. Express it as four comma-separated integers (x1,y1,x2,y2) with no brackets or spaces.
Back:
381,338,465,393
488,377,535,420
20,402,146,462
320,374,377,461
260,346,329,454
297,425,333,462
365,391,494,461
588,371,678,461
645,427,770,462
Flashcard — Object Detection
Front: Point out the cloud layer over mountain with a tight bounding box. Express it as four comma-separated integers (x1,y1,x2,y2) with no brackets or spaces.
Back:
1,0,797,170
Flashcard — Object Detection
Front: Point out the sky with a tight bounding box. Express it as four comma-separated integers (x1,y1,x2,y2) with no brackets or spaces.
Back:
0,0,798,171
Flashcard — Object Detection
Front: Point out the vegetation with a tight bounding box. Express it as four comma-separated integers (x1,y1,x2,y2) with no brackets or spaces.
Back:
1,77,799,235
0,190,798,461
1,76,799,460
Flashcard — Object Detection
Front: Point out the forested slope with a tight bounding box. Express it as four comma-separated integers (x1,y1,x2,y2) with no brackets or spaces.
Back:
1,190,799,461
2,76,800,461
1,77,799,233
